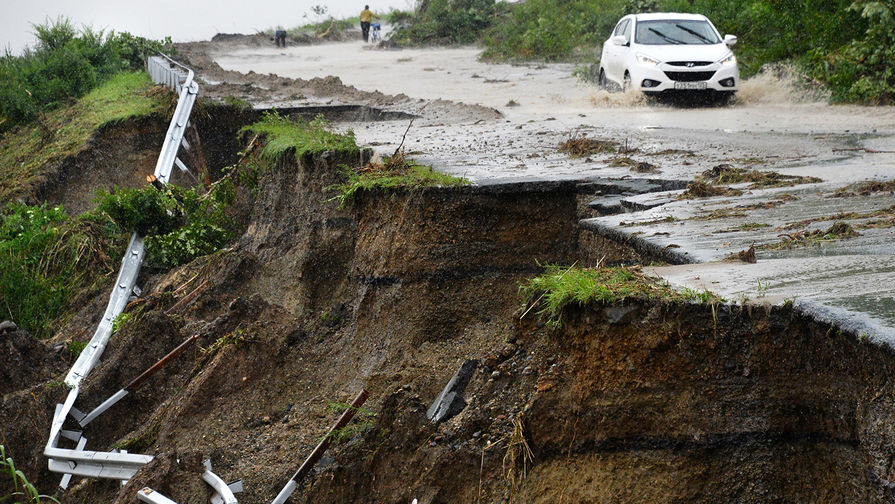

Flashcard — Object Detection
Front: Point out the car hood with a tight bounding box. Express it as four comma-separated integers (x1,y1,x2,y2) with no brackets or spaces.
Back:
633,43,732,63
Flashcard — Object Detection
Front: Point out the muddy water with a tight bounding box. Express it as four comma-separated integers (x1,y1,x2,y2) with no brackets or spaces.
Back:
213,42,895,135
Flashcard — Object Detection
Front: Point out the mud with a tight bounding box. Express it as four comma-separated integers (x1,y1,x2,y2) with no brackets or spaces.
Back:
6,35,895,504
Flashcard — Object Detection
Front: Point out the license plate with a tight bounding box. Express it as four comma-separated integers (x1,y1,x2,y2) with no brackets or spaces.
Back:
674,82,707,90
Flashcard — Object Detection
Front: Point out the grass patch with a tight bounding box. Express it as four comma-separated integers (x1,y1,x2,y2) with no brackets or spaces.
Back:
520,264,721,327
0,71,170,203
828,180,895,198
240,112,358,162
697,164,822,189
329,150,469,209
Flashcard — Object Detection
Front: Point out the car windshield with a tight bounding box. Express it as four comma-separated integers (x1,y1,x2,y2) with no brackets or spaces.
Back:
634,20,720,45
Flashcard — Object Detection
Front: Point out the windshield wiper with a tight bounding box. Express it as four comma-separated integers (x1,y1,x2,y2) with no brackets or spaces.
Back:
648,28,684,44
674,24,713,44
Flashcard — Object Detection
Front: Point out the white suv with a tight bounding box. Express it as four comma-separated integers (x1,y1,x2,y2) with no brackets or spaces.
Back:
598,13,739,97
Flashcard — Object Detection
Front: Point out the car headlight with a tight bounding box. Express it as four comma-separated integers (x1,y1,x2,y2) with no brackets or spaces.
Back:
636,53,660,66
720,53,736,65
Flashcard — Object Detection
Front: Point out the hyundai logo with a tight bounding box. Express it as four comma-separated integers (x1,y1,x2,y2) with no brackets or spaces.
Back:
686,62,695,68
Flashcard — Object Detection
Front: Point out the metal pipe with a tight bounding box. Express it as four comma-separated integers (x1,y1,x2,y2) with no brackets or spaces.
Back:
271,389,370,504
79,334,199,426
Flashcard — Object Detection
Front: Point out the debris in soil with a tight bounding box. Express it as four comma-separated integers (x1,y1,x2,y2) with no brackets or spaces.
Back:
828,179,895,197
737,245,757,263
558,134,618,158
607,156,637,167
716,222,771,233
630,161,660,173
679,180,743,199
620,215,678,227
761,221,860,250
427,359,478,423
505,99,520,107
696,164,822,189
691,208,748,221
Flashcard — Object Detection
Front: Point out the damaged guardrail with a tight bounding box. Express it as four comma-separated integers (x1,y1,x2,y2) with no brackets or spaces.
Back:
44,55,201,494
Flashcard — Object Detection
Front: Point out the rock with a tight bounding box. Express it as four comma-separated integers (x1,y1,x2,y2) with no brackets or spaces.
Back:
427,359,478,423
0,320,17,333
603,305,639,325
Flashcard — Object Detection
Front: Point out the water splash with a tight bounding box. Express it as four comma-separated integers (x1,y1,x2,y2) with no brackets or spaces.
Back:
735,63,830,105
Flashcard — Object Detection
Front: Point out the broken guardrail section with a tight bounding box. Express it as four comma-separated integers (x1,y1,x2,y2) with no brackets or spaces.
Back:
44,55,201,494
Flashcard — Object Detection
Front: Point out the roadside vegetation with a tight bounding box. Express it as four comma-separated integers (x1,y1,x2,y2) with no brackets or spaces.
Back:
389,0,895,103
330,151,469,208
0,72,173,203
241,112,360,161
521,264,721,327
0,18,173,133
1,445,58,503
0,68,173,339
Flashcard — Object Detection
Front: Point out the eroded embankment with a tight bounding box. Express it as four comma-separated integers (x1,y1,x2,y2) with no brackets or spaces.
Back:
5,112,895,504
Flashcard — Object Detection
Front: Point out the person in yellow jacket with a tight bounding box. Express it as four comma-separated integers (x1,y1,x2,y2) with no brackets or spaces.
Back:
360,5,379,42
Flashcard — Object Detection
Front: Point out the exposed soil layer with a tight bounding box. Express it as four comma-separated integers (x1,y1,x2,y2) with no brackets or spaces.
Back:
5,111,895,504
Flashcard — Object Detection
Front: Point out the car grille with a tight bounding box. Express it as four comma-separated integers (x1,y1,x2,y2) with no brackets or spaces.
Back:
664,71,716,82
666,61,712,67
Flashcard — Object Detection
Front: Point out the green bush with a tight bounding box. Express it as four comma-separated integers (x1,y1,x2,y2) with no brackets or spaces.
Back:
0,18,173,132
390,0,499,45
814,0,895,103
96,181,236,268
0,203,122,338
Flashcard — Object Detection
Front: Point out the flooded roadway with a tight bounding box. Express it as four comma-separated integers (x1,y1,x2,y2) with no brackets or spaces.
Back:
212,40,895,343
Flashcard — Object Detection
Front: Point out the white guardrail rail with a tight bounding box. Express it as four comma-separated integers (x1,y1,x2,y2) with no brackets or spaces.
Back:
43,54,359,504
42,55,244,504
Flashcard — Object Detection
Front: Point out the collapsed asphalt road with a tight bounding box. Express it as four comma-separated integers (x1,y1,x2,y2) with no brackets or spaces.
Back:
189,36,895,344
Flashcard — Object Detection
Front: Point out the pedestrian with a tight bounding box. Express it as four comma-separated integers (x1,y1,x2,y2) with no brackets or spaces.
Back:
275,27,287,47
360,5,379,42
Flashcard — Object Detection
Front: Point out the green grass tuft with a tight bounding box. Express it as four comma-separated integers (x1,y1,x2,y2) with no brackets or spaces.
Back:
329,160,469,209
1,444,59,503
521,264,723,327
241,112,358,162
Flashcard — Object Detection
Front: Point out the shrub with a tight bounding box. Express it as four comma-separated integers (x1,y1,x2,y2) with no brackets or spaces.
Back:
390,0,499,45
0,18,173,132
95,180,236,268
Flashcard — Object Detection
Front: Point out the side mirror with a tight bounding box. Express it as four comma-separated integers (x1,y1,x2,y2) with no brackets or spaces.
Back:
611,35,628,46
724,34,737,47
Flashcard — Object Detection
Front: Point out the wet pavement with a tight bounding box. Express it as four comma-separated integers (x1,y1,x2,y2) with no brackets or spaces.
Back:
210,40,895,344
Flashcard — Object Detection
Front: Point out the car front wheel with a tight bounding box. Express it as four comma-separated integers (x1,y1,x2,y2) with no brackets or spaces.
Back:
623,72,632,92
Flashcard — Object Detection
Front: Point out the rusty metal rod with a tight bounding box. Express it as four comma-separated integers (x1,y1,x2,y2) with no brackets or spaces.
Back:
271,389,369,504
165,280,209,315
125,333,199,391
79,334,200,426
